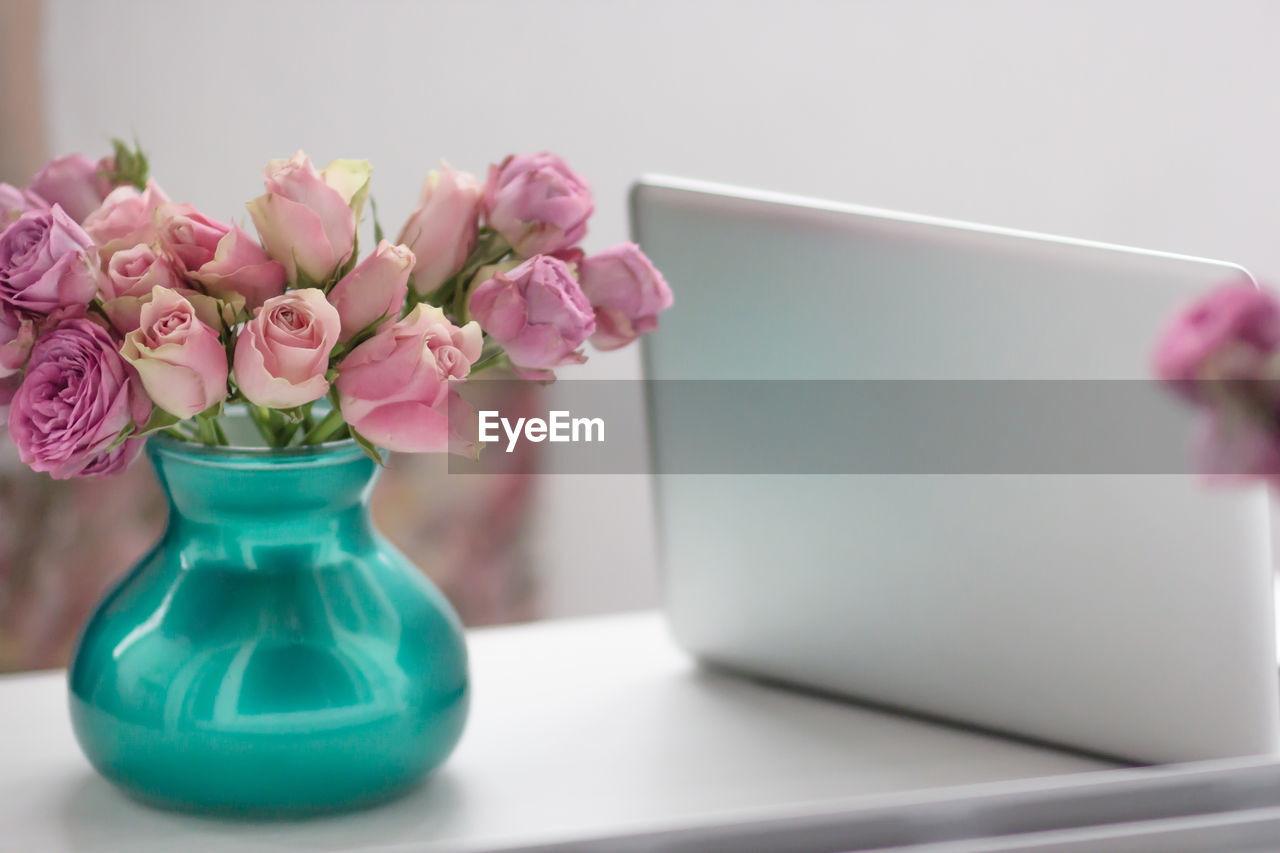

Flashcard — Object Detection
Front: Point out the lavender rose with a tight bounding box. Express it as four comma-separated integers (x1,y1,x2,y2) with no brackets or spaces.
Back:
483,153,593,257
0,183,47,226
26,154,112,223
7,318,150,478
0,206,100,317
468,254,595,379
578,242,673,350
0,306,35,378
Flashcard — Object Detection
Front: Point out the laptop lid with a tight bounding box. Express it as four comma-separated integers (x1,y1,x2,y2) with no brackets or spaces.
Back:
633,175,1277,764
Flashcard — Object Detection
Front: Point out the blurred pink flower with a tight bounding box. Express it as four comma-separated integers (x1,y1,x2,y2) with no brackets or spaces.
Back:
0,183,47,226
26,154,111,223
1152,283,1280,398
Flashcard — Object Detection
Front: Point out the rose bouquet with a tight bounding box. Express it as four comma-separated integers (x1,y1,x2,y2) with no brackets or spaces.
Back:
0,143,672,477
1153,282,1280,480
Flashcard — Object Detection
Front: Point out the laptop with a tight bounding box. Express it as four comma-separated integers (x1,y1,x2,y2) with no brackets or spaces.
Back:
632,175,1278,766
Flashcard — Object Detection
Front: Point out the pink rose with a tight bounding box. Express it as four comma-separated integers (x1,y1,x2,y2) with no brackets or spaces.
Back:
103,243,182,301
327,240,413,341
233,288,340,408
0,206,100,317
155,203,286,310
26,154,112,223
577,243,673,350
186,226,287,311
0,306,35,377
121,287,228,419
1152,284,1280,400
468,254,595,379
246,152,367,285
483,153,593,257
7,317,150,478
397,164,483,293
82,181,169,261
0,183,47,226
336,303,481,454
99,243,184,333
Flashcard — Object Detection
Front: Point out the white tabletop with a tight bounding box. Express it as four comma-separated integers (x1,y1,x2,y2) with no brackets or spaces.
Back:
0,611,1112,852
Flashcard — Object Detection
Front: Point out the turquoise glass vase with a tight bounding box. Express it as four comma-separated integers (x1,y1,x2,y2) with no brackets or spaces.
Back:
67,435,470,815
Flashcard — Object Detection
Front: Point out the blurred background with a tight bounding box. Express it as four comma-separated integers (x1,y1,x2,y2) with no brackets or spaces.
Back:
1,0,1278,671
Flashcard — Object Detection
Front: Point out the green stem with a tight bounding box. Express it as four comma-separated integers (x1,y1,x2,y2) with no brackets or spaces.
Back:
302,408,346,445
249,405,279,447
468,351,509,376
211,418,229,447
194,415,218,446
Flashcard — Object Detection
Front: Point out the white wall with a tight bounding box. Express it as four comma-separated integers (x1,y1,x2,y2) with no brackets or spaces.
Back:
42,0,1280,617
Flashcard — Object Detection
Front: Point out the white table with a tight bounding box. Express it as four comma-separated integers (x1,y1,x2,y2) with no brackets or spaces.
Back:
0,611,1112,852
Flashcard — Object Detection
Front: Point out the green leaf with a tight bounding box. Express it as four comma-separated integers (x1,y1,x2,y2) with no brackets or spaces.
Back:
349,427,385,466
293,257,326,292
136,407,184,437
101,137,149,190
370,195,385,244
105,424,136,452
335,229,360,283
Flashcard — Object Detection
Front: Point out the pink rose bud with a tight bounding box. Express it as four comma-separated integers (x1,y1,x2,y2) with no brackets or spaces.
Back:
104,243,182,301
0,306,35,378
0,183,48,226
7,317,151,478
26,154,112,223
246,152,367,285
397,163,483,293
155,203,286,311
82,180,169,261
327,240,413,341
336,303,481,454
233,288,340,408
1152,284,1280,401
187,226,287,311
0,206,101,317
468,254,595,378
121,287,229,419
578,242,673,350
483,153,593,257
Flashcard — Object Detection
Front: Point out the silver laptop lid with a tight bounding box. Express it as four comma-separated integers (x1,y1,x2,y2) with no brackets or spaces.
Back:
633,175,1278,764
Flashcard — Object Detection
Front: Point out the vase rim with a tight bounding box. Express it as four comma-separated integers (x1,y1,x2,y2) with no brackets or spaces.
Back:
146,432,366,468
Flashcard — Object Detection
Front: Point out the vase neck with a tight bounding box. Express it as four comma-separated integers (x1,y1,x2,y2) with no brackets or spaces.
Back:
146,438,380,569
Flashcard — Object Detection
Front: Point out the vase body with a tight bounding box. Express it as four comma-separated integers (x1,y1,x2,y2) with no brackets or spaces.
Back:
67,436,469,815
